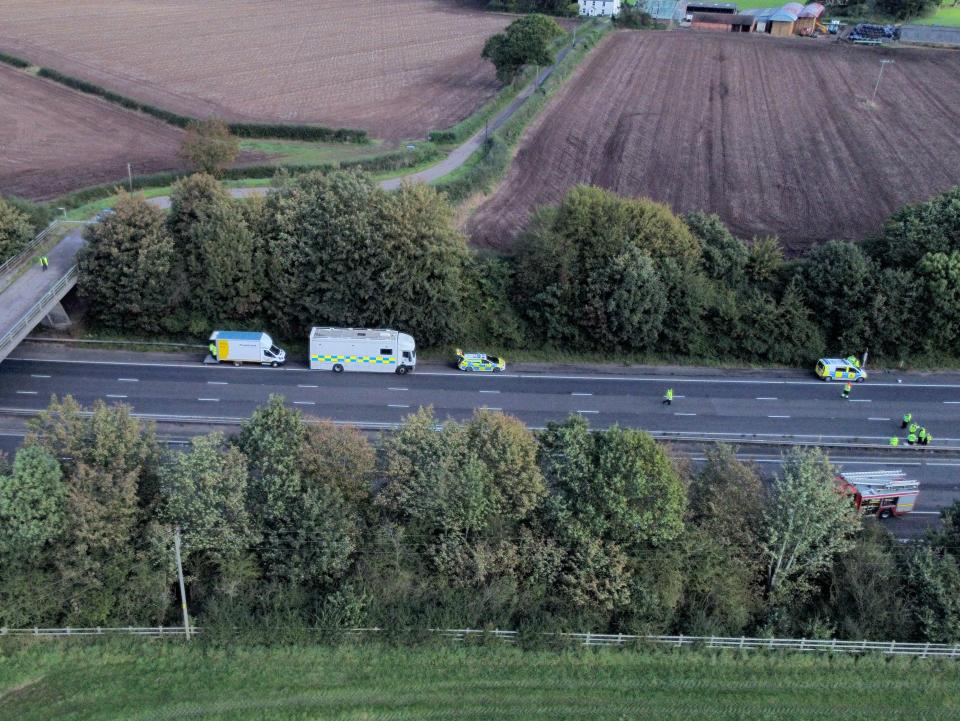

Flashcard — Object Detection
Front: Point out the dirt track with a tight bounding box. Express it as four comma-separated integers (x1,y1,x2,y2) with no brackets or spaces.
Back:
0,0,512,142
468,31,960,253
0,65,190,200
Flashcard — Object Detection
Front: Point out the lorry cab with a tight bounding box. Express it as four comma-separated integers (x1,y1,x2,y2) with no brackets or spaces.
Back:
816,358,867,382
209,331,286,367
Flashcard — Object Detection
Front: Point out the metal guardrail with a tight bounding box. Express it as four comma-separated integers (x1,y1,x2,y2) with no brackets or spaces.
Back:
0,265,78,357
2,627,958,657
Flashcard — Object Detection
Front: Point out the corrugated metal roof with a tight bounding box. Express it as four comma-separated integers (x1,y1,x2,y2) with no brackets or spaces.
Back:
798,2,825,17
781,2,804,14
770,9,798,21
692,12,756,23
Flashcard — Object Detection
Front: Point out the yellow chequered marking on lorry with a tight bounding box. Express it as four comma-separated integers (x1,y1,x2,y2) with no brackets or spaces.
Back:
311,354,395,364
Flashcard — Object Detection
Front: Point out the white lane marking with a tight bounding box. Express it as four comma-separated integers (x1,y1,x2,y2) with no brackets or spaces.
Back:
927,462,960,467
105,394,127,399
298,384,319,388
675,412,697,416
30,374,51,378
207,381,228,385
293,401,315,406
388,387,408,391
12,357,960,389
571,392,593,396
197,398,219,402
16,390,38,395
388,404,410,409
868,417,891,421
849,399,872,403
756,397,778,400
912,511,942,515
479,390,500,394
945,401,960,404
576,410,599,414
768,415,790,418
674,395,686,399
481,407,503,411
117,377,139,382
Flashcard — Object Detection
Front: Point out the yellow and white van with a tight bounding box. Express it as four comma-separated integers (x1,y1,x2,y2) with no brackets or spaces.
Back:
815,358,867,382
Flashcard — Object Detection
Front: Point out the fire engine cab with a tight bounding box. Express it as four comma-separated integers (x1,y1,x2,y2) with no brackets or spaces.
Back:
837,470,919,519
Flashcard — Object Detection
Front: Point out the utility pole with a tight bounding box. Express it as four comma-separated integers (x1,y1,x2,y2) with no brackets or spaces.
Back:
127,162,133,191
871,59,894,104
173,526,191,640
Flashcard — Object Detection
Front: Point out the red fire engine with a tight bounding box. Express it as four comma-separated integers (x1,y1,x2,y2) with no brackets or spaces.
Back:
837,470,919,519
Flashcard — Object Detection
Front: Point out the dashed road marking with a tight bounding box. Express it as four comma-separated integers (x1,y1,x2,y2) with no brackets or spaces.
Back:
577,410,599,414
479,390,500,394
388,387,408,391
388,404,410,409
207,381,228,385
16,390,37,395
571,392,593,396
117,378,139,382
768,415,790,418
198,398,219,402
298,384,318,388
293,401,315,406
482,407,503,411
675,412,697,416
849,399,872,403
756,397,777,400
868,417,891,421
105,394,128,399
30,374,51,379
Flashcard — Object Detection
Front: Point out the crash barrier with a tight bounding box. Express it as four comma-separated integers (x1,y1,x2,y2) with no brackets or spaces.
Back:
2,627,958,657
0,220,60,286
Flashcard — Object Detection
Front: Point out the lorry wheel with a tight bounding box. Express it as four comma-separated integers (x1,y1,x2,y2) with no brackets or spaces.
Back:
333,364,344,373
879,509,892,519
233,361,241,367
396,366,408,375
271,361,279,368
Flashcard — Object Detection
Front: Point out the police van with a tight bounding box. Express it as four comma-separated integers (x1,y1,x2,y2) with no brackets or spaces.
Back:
309,327,416,374
815,358,867,382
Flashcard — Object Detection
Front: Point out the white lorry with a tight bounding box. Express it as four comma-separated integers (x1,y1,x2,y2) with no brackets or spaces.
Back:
309,327,416,374
209,331,286,367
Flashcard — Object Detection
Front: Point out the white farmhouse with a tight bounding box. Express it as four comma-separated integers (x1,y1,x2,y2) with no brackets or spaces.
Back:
579,0,621,16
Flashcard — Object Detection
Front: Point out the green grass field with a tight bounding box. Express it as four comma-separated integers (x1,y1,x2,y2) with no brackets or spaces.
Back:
915,3,960,26
1,641,958,721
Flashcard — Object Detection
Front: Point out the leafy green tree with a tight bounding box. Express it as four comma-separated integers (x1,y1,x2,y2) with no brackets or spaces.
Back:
686,212,749,287
160,432,253,557
867,186,960,269
78,193,176,333
745,235,784,290
0,196,34,262
874,0,938,22
514,186,697,349
0,444,66,627
261,171,465,343
299,420,376,510
864,268,921,361
237,396,359,590
916,250,960,352
482,15,565,84
25,396,168,625
901,545,960,642
178,118,240,176
796,240,875,350
167,174,260,327
762,448,861,608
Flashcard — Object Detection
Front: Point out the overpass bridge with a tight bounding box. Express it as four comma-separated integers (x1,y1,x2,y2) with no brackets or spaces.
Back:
0,221,85,364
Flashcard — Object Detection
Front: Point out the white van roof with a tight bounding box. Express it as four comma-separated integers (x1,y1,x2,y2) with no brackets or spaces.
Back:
310,327,397,341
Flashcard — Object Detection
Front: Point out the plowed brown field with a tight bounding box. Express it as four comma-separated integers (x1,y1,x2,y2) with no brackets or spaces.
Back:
0,66,189,200
468,31,960,253
0,0,513,142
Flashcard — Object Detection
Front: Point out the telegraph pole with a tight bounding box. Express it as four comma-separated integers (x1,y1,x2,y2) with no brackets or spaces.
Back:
871,59,894,104
173,526,191,639
127,162,133,191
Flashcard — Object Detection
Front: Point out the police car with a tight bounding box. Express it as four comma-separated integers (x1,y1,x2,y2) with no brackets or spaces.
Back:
816,357,868,382
455,349,506,373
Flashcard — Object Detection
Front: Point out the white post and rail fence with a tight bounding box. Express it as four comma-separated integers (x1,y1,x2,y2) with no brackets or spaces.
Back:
1,627,958,658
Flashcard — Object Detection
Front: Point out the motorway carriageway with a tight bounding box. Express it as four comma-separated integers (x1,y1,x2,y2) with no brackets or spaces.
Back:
0,349,957,537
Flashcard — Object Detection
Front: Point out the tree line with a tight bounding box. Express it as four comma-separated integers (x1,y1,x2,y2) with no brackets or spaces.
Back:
78,172,960,367
0,397,957,641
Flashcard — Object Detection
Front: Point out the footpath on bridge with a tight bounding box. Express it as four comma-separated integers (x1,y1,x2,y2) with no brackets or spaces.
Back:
0,38,575,362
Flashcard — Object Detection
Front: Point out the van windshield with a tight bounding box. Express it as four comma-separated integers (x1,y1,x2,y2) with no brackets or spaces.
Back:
269,345,282,356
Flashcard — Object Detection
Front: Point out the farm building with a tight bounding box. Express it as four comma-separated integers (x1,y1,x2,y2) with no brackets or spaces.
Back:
795,2,825,34
686,1,738,13
579,0,621,16
768,9,798,35
691,12,756,31
641,0,687,21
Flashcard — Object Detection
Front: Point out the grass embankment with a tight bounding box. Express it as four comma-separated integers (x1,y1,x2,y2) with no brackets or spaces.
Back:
1,641,957,721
